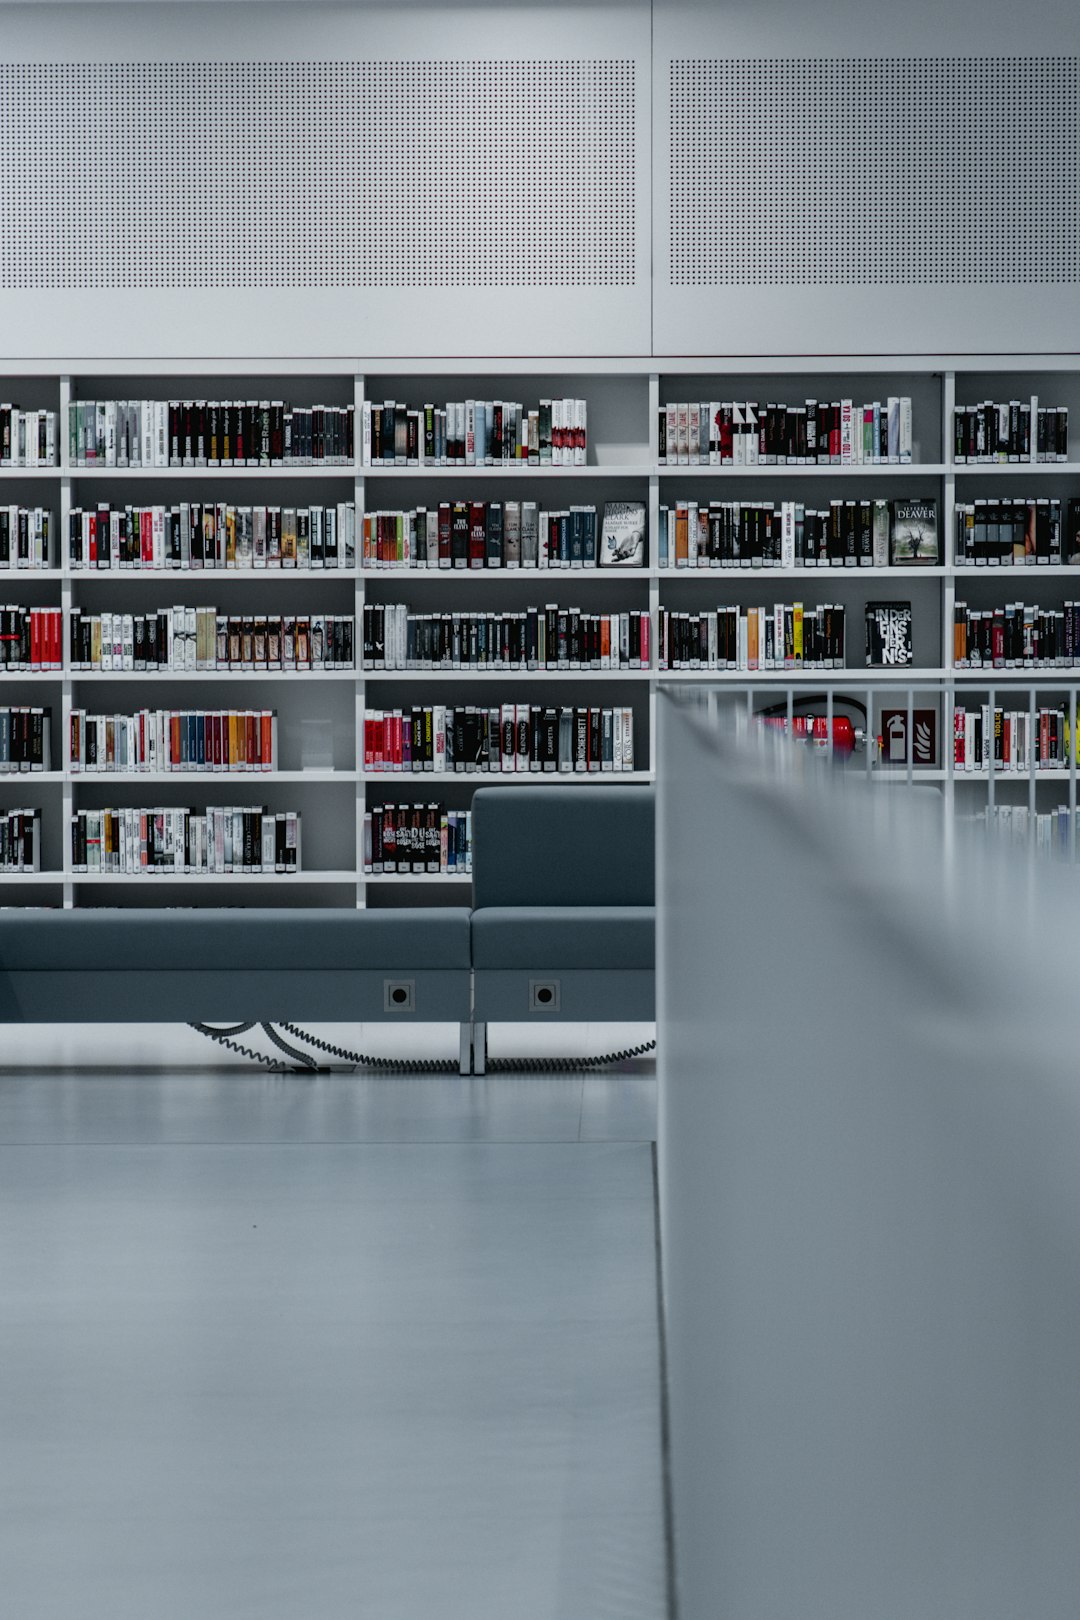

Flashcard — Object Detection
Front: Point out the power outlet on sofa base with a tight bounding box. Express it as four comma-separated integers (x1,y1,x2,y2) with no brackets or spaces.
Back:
384,980,416,1012
529,980,561,1013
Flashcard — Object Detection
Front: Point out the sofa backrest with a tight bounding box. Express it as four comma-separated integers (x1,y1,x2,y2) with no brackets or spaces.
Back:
471,785,655,909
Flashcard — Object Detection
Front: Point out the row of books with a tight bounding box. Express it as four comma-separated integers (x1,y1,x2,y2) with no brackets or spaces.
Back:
0,508,52,569
361,398,586,467
954,500,1078,566
68,503,357,570
657,498,939,568
658,397,914,467
70,807,302,874
363,804,472,875
362,502,622,570
0,808,40,871
657,605,846,671
69,710,277,774
0,706,50,771
67,401,355,468
953,401,1068,463
362,605,650,671
68,609,355,673
0,407,58,467
0,607,62,671
953,706,1071,770
952,603,1080,669
363,705,636,774
975,805,1075,856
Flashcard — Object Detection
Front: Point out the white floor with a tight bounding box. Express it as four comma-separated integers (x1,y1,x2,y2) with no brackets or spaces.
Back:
0,1060,665,1620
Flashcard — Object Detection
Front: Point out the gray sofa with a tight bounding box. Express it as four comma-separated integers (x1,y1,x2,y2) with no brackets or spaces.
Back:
468,785,656,1073
0,788,656,1073
0,907,475,1066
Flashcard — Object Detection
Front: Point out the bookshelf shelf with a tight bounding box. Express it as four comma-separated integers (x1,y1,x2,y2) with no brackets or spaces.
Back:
68,869,356,884
364,871,472,883
3,357,1079,905
950,461,1080,476
359,568,654,582
658,463,946,479
70,669,357,683
68,769,354,784
65,465,357,481
360,770,654,785
363,667,652,682
67,567,361,581
362,463,653,479
656,565,941,579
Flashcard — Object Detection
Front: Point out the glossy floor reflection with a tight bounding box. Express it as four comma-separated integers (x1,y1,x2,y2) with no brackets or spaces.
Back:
0,1070,663,1620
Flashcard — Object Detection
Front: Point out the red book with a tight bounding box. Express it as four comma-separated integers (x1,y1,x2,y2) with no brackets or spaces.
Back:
468,502,486,569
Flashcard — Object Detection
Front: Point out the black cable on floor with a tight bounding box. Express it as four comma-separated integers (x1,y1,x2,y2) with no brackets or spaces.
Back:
189,1021,656,1074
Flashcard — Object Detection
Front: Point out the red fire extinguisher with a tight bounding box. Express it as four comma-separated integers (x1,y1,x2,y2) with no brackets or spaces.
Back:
757,697,868,755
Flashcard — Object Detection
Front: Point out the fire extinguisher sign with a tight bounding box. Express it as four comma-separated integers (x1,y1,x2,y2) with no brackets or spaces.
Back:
880,708,938,766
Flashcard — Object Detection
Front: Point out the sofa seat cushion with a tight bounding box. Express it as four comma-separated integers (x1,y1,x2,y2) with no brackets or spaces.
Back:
471,906,655,971
0,908,472,973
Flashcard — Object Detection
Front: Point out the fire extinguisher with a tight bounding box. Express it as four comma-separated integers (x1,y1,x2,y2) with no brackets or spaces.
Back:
757,696,868,755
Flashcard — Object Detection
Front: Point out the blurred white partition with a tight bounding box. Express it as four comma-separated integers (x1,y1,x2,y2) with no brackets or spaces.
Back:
657,686,1080,1620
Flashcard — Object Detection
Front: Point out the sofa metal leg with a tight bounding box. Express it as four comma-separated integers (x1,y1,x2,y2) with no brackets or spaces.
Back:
472,1021,487,1076
459,1022,473,1076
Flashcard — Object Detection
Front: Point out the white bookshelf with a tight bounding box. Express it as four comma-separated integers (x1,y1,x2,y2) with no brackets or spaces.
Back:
4,357,1080,903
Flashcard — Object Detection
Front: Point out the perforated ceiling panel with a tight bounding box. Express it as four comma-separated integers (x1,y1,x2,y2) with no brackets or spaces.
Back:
0,59,636,290
669,56,1080,287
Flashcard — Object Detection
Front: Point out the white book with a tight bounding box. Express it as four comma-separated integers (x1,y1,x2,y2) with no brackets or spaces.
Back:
745,403,759,465
104,401,117,467
887,396,900,461
666,404,678,465
899,396,912,463
732,404,745,466
708,402,721,465
781,501,795,568
840,400,854,464
688,403,700,467
154,401,168,467
574,398,586,466
122,614,134,671
432,705,446,772
621,707,634,771
676,401,689,465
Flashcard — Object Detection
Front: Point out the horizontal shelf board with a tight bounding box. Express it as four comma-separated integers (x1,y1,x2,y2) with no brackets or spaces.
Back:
656,565,942,578
363,667,652,681
865,767,947,781
67,567,360,581
0,771,64,783
68,769,354,783
951,461,1080,476
64,465,357,480
0,869,61,880
657,462,945,478
360,769,653,784
363,871,472,883
952,564,1080,576
70,669,357,682
0,568,64,580
951,667,1080,680
0,467,59,479
362,463,651,479
359,567,656,581
953,769,1075,781
658,668,950,682
68,869,356,883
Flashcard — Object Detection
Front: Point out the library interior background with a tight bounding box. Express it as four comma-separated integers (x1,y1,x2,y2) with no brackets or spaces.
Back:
4,3,1080,1618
